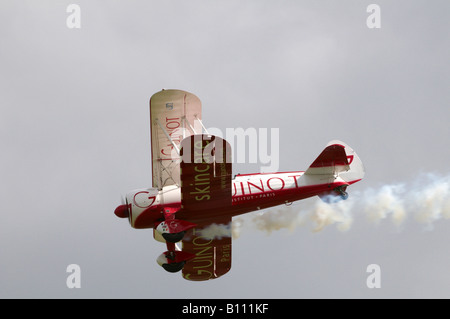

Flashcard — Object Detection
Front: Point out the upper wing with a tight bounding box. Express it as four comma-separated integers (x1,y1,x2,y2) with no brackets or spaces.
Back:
179,134,232,218
150,89,202,189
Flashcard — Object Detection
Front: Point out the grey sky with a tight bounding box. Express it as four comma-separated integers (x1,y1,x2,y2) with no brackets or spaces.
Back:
0,1,449,298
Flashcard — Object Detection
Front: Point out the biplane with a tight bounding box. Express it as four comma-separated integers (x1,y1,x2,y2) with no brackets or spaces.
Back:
114,89,364,281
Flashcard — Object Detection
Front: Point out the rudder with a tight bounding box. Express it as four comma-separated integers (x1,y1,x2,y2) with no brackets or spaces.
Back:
305,140,364,184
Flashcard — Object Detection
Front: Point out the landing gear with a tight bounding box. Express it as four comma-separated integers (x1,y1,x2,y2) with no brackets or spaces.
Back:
155,219,196,243
159,251,187,273
162,261,186,273
154,207,197,273
162,231,186,243
335,185,349,200
318,185,349,203
154,209,196,243
156,249,196,273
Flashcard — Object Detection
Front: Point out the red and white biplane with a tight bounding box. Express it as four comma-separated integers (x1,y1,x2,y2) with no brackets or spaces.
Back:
114,89,364,281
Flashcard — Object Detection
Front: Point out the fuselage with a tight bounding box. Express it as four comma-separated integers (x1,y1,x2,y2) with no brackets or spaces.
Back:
125,170,356,228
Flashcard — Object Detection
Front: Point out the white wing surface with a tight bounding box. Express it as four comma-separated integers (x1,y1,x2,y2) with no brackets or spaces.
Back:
150,89,202,189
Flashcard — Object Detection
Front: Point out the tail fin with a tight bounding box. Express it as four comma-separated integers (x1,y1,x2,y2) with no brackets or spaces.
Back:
305,140,365,184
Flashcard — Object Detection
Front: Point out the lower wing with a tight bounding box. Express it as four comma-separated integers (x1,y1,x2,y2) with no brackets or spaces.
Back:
181,218,232,281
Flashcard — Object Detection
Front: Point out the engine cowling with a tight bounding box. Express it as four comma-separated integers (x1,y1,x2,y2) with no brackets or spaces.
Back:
114,186,182,229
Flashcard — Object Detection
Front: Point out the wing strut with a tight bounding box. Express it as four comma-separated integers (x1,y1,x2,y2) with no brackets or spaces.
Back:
183,116,198,135
194,115,209,134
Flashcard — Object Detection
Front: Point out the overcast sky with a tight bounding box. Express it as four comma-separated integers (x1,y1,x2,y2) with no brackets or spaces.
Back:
0,0,449,298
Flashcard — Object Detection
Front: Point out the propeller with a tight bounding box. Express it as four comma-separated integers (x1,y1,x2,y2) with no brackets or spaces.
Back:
114,195,130,218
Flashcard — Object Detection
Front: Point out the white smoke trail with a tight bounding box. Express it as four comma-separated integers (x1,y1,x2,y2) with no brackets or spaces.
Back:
363,184,406,226
231,173,450,237
310,198,354,232
197,223,232,240
196,221,243,240
413,176,450,226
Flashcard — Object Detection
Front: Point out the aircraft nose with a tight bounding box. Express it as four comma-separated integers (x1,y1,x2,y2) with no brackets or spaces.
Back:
114,204,129,218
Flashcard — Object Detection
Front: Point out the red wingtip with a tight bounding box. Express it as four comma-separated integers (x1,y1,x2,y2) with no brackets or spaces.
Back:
114,205,129,218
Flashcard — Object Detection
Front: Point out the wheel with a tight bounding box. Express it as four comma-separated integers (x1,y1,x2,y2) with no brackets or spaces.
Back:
161,261,186,273
340,191,349,200
162,231,186,243
334,185,349,201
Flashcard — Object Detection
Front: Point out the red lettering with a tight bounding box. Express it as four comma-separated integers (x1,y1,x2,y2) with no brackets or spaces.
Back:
166,121,180,130
133,191,156,208
267,177,285,191
247,180,264,194
288,175,301,188
160,146,173,156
